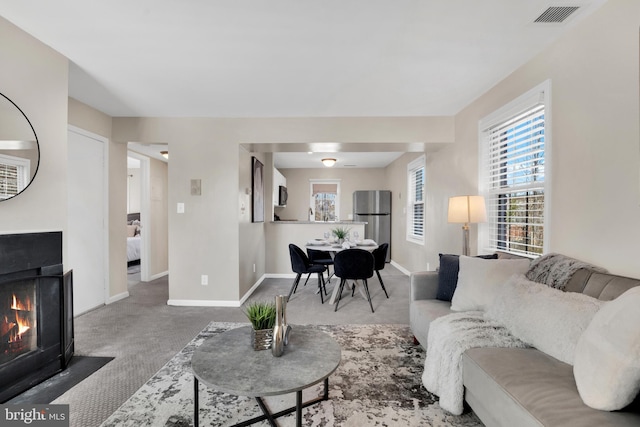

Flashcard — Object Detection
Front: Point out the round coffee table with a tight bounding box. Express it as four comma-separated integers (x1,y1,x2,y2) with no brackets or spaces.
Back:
191,325,341,427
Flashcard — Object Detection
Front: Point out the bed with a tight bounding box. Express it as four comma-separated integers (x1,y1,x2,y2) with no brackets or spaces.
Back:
127,213,141,265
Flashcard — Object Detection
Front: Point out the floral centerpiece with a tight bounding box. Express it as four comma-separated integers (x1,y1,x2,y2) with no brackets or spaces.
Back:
332,226,351,243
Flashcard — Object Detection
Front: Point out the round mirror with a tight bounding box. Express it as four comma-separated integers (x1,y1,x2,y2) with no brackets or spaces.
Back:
0,92,39,201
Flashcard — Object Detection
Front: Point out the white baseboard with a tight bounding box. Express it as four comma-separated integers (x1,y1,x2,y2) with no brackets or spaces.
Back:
107,291,129,304
149,270,168,281
265,273,296,279
238,274,267,305
390,260,411,276
167,299,242,307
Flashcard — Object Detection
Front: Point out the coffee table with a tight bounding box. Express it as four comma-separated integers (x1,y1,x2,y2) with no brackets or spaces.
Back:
191,325,341,427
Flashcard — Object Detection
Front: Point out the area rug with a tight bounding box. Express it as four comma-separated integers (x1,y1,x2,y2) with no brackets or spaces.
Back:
100,322,483,427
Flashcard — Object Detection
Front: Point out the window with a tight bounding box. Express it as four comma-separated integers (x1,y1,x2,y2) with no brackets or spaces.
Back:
407,156,425,244
309,180,340,221
0,154,29,200
479,81,550,257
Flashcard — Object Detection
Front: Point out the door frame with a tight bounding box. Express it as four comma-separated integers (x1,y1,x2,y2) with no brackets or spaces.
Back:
67,124,110,310
126,150,151,282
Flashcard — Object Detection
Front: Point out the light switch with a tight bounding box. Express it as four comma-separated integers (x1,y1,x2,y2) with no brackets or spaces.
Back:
177,202,185,213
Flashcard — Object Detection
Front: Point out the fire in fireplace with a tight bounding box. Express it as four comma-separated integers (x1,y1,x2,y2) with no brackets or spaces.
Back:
0,232,74,403
1,280,38,365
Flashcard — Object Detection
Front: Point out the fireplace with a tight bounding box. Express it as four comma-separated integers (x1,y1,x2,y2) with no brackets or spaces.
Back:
0,232,74,403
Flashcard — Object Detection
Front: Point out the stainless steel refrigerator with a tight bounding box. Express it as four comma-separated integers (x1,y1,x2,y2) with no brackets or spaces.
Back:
353,190,391,262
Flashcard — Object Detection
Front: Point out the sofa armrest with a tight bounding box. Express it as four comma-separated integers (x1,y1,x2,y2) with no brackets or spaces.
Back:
410,271,439,301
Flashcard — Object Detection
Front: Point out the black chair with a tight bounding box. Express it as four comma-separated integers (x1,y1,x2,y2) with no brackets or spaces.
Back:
304,248,334,285
288,244,327,303
372,243,389,298
333,249,375,313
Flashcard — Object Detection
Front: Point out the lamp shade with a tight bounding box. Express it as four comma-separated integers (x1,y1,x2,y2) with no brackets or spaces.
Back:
448,195,487,224
321,158,336,167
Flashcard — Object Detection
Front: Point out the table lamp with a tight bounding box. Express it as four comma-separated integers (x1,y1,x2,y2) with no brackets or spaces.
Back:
448,195,487,256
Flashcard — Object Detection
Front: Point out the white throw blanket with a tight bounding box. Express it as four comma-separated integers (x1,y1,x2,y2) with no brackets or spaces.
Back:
422,311,527,415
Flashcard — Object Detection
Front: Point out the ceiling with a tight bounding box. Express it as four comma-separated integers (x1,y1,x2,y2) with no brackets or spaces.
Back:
0,1,607,167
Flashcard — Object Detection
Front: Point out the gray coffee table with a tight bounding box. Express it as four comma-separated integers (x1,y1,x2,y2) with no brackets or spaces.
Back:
191,325,341,427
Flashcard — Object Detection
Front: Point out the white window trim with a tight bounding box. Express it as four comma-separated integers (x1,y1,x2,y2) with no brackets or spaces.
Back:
478,79,552,257
309,179,341,222
406,155,425,245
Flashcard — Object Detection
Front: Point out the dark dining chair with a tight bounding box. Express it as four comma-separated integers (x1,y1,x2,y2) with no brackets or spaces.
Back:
333,248,375,313
371,243,389,298
288,244,327,303
305,248,334,285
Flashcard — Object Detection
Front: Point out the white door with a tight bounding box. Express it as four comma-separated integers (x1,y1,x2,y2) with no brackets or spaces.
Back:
68,128,106,315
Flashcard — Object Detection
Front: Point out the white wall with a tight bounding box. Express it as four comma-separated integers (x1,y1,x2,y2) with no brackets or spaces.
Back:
424,0,640,279
0,17,69,257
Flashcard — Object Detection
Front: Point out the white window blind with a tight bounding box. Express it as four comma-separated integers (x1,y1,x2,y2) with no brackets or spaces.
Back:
407,156,425,243
480,93,547,257
0,155,28,200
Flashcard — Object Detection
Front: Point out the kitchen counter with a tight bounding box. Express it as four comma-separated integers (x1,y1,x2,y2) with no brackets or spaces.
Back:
266,221,367,273
271,221,367,225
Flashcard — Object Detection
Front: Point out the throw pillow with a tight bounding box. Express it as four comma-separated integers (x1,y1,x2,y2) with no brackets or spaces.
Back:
573,287,640,411
451,256,530,311
126,225,137,238
436,253,498,301
485,274,603,365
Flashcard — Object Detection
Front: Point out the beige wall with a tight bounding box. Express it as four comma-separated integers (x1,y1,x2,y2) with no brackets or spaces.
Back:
276,167,388,222
424,0,640,278
0,17,69,257
113,117,453,304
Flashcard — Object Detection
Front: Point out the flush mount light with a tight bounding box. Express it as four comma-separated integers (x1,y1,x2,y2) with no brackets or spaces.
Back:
160,150,169,159
321,158,337,167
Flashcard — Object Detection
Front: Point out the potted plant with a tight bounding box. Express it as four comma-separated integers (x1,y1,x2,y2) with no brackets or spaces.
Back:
244,300,277,350
332,226,351,244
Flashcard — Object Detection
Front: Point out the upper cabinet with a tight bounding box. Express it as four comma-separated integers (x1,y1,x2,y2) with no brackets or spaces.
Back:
273,168,286,207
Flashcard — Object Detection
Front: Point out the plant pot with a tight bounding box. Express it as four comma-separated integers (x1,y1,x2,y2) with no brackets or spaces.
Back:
251,328,273,351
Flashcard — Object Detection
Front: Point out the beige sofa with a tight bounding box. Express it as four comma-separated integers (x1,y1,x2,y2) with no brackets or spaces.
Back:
410,265,640,426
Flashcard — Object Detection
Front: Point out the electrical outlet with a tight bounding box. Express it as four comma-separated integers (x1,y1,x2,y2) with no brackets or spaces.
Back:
177,202,185,213
253,263,256,273
201,275,208,286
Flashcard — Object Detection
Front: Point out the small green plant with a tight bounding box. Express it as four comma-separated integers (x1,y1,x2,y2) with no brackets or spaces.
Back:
332,226,351,240
244,301,276,330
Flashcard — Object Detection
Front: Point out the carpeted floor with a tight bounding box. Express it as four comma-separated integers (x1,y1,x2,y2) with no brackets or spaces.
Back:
100,322,483,427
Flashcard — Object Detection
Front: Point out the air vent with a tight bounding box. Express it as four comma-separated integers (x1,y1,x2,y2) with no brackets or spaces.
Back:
344,164,357,167
534,6,579,23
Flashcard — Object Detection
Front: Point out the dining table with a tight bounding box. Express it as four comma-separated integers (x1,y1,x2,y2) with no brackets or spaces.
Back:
304,239,378,305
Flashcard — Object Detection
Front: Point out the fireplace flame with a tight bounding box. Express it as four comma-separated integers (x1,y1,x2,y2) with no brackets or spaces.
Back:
5,294,33,341
11,293,32,311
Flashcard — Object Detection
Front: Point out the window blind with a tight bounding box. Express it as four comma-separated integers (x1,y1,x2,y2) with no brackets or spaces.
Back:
407,157,425,242
0,163,20,199
482,103,545,256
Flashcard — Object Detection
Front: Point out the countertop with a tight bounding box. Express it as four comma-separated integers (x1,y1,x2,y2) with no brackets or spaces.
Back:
271,221,367,224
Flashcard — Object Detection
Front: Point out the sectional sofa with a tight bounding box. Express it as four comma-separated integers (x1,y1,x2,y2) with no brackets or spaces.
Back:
410,255,640,427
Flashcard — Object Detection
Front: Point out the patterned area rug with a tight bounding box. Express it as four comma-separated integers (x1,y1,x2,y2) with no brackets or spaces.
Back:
100,322,483,427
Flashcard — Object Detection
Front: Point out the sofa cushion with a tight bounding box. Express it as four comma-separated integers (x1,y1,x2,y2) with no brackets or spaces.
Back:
485,274,603,365
436,253,498,302
451,256,530,311
409,299,454,347
463,347,640,427
574,286,640,411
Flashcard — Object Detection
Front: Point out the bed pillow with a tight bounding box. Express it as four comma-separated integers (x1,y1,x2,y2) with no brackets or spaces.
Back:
436,253,498,301
451,256,530,311
573,287,640,411
127,225,137,237
485,274,603,365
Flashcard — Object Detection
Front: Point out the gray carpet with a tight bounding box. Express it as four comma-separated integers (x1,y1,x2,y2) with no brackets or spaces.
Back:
49,265,476,426
100,322,483,427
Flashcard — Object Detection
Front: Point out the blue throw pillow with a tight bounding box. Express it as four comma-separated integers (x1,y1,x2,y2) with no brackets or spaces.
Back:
436,253,498,301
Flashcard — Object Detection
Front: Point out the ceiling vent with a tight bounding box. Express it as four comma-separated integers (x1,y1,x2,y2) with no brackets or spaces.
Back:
534,6,580,23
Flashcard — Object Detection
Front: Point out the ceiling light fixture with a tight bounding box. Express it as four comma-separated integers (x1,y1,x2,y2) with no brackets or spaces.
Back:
160,150,169,159
321,158,337,167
